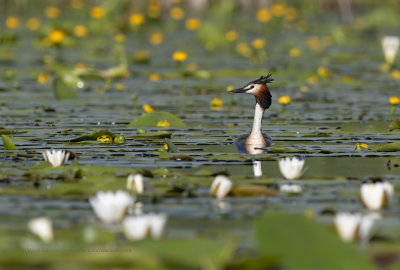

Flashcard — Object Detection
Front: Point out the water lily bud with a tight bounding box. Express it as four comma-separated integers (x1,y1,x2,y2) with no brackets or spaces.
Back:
127,174,144,194
89,191,134,223
28,217,54,242
278,157,305,180
360,181,394,210
210,175,233,199
42,150,70,167
123,213,167,241
382,36,400,65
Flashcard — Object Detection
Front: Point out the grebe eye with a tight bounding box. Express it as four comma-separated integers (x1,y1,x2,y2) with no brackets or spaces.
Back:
249,85,254,89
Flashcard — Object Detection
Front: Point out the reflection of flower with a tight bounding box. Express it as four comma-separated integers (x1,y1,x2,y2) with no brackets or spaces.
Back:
280,183,302,193
278,157,305,180
334,212,378,243
210,175,232,199
360,181,394,210
28,217,54,243
123,214,167,241
43,150,70,167
89,191,134,223
382,36,400,65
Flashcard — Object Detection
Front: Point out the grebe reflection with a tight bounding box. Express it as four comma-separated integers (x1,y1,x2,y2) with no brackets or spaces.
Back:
229,74,273,154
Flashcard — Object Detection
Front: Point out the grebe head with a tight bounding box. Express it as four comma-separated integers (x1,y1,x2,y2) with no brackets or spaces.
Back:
229,74,273,110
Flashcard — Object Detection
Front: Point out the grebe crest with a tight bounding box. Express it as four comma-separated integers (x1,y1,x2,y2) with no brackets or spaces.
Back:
229,74,273,154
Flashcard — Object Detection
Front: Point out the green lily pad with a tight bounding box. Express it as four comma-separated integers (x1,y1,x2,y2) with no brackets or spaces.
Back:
255,213,376,270
389,118,400,131
1,134,17,150
374,142,400,152
129,133,172,139
232,185,276,197
128,112,186,128
164,138,178,153
53,74,80,99
70,130,116,142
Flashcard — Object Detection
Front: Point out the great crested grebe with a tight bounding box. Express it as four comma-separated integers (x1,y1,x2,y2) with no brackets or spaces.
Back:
229,74,273,154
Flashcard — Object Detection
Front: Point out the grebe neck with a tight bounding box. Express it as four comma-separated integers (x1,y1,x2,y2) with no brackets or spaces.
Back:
250,102,264,136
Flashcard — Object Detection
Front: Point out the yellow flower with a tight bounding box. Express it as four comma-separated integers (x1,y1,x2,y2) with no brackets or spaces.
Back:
170,6,184,20
37,73,51,84
390,70,400,80
6,16,20,29
157,120,171,128
271,4,285,17
185,18,201,31
236,42,251,57
48,29,65,44
148,1,161,18
162,144,169,151
149,73,161,82
172,51,187,62
278,96,291,105
289,48,301,57
389,96,400,105
26,18,41,31
211,98,223,111
90,6,105,19
149,32,163,46
256,8,271,23
226,85,234,92
71,0,84,9
143,104,154,112
114,134,125,143
225,30,238,42
284,7,298,22
115,83,125,91
307,37,321,51
317,67,331,78
355,143,369,151
252,39,266,50
115,34,125,43
97,135,113,143
74,25,89,38
45,6,61,19
130,13,145,26
306,75,318,85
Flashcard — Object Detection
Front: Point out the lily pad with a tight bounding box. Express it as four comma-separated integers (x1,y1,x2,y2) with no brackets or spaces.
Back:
389,118,400,131
374,142,400,152
1,135,17,150
70,130,116,142
53,74,80,99
129,133,172,139
128,112,186,128
255,213,376,270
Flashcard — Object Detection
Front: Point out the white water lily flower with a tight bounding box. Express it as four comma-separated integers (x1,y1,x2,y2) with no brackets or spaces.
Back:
278,157,305,180
280,183,302,193
28,217,54,243
127,174,144,194
123,213,167,241
253,161,263,177
42,150,70,167
89,191,134,223
360,181,394,210
334,212,379,243
209,175,233,199
382,36,400,65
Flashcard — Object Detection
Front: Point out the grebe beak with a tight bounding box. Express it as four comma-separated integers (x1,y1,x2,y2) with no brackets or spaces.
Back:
229,86,248,93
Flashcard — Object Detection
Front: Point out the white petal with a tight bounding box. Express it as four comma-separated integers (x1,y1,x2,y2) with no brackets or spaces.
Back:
147,213,167,239
28,217,54,243
358,213,379,243
360,183,385,210
210,176,232,199
123,216,149,241
89,191,134,223
334,212,361,242
278,157,305,180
